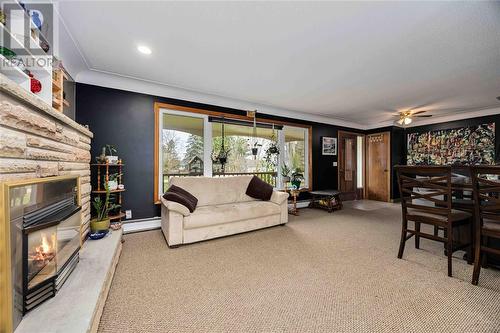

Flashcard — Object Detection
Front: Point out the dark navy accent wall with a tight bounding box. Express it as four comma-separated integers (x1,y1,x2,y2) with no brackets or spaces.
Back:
76,83,361,219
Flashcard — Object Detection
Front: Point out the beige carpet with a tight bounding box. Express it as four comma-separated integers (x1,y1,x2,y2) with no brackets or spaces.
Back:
98,201,500,333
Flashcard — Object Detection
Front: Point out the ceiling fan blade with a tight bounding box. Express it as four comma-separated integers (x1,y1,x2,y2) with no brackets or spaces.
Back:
411,110,428,115
416,115,432,118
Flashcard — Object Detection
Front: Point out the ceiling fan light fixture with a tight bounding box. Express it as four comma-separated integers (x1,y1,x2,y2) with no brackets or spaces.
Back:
403,117,412,125
137,45,152,55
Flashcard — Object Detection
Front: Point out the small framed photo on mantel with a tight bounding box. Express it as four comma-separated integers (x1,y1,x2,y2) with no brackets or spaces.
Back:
322,137,337,156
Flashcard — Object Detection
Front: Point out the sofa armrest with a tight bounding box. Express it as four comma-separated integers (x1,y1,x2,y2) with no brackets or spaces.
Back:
161,197,191,216
270,191,289,205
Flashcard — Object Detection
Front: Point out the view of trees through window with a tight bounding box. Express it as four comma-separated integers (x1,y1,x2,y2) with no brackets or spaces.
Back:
161,112,308,192
211,123,277,178
161,114,204,192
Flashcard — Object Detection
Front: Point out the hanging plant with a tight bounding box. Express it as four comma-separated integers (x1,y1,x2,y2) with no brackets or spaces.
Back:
212,117,230,171
212,148,230,165
264,143,279,166
264,125,280,166
251,141,262,158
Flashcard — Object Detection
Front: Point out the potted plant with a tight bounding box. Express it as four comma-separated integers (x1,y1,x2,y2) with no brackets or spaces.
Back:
264,142,280,166
95,146,107,164
281,163,291,183
107,173,122,191
251,142,261,158
90,184,120,232
291,169,304,189
105,144,118,164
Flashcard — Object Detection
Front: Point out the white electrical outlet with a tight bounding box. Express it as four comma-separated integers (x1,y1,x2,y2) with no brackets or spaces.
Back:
125,210,132,219
333,162,338,167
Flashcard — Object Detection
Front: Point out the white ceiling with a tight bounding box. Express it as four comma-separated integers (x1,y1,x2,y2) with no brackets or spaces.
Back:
57,1,500,127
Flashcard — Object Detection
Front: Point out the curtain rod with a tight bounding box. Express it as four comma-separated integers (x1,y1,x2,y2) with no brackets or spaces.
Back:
209,116,283,130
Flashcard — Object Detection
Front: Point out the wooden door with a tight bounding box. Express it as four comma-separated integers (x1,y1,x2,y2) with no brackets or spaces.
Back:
338,131,358,200
366,132,391,202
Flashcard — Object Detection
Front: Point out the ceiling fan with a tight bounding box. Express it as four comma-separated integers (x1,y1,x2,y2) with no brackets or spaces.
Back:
396,110,432,125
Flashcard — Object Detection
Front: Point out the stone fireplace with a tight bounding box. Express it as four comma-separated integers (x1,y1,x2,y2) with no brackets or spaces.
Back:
0,74,93,332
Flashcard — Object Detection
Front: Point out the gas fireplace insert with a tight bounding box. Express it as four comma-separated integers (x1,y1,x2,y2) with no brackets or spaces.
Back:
4,176,81,329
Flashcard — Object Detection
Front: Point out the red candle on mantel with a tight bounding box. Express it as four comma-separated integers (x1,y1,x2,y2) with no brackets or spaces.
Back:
28,72,42,94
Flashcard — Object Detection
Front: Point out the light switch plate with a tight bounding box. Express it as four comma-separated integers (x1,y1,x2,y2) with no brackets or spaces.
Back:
125,210,132,219
333,162,338,167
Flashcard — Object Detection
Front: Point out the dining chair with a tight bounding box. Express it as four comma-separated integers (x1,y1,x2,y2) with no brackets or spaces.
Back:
471,165,500,285
433,166,475,262
395,165,473,277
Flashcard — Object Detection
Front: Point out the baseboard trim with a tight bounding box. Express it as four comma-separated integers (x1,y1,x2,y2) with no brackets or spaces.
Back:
123,218,161,234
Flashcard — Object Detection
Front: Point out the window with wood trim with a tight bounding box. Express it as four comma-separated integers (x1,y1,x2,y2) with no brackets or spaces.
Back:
154,103,312,203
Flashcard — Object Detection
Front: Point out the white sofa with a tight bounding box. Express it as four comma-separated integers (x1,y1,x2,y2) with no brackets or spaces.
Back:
161,175,289,247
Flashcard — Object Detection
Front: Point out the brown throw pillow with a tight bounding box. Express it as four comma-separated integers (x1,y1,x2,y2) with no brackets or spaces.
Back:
246,176,273,201
163,185,198,212
169,185,198,207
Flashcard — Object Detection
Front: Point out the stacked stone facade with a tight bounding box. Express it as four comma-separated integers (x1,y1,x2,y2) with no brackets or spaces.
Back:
0,82,93,242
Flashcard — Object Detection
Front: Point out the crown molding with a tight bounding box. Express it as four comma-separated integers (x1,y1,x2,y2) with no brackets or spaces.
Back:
75,69,367,130
75,69,500,132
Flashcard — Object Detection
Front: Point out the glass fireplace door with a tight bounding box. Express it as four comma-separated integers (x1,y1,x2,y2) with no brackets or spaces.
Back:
26,225,57,290
55,211,81,273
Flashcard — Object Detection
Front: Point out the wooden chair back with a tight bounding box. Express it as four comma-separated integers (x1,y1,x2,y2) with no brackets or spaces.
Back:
395,165,453,221
471,165,500,228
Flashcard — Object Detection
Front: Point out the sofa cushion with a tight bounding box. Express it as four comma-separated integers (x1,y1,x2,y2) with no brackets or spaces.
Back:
183,201,280,230
169,176,256,206
163,187,197,213
246,176,273,201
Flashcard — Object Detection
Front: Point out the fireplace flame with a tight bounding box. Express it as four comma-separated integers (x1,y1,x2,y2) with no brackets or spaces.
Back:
41,234,56,253
33,233,56,261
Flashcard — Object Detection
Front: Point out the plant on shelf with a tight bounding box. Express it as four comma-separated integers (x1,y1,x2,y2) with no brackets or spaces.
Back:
281,163,291,183
90,184,121,232
104,144,118,164
95,146,107,164
291,168,304,189
107,173,122,191
108,194,121,216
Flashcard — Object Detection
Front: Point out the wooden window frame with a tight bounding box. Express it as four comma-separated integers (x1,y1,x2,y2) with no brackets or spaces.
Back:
154,102,313,203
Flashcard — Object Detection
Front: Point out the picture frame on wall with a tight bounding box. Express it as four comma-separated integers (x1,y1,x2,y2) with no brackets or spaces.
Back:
322,137,337,155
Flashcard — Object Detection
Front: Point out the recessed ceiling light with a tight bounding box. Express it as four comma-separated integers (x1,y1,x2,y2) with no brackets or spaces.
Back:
137,45,152,55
